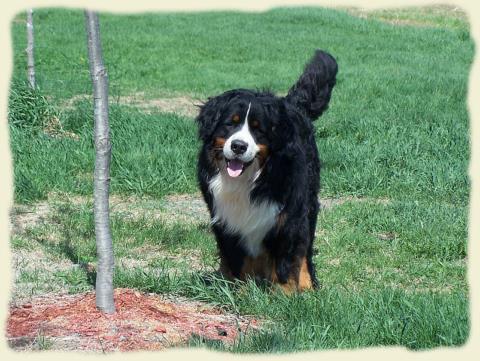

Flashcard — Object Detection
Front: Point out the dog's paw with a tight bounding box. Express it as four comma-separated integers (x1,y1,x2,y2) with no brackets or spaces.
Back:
275,258,292,284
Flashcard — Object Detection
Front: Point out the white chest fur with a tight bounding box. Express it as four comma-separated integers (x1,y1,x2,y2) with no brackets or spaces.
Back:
208,163,280,257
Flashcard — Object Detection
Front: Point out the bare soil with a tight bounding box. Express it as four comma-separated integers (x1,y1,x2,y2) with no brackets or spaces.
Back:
6,288,258,352
344,5,467,27
10,192,387,232
62,93,202,118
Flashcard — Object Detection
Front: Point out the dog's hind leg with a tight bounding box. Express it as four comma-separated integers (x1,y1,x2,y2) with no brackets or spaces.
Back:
307,200,320,288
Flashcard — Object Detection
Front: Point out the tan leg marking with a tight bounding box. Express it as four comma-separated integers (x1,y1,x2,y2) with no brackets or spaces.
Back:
240,252,273,280
240,256,256,279
273,256,313,294
297,257,313,291
229,252,313,294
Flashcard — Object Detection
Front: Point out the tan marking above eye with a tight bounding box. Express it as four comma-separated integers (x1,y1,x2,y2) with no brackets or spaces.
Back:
232,114,240,123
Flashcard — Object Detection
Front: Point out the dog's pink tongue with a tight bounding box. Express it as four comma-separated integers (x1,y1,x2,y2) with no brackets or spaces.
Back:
227,159,244,177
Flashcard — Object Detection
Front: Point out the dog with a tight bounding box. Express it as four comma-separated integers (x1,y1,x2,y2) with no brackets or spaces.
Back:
196,50,338,293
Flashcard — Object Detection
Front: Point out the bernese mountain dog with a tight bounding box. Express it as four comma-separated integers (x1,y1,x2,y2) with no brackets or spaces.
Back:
196,50,338,293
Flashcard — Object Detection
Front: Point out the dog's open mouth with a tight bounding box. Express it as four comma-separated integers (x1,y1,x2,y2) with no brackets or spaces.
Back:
226,159,244,178
226,158,252,178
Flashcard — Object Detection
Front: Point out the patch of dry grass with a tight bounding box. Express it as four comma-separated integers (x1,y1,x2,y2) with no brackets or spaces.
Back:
342,4,468,29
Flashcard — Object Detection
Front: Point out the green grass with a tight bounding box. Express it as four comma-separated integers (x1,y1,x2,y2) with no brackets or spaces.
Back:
8,6,472,352
8,81,59,131
9,98,199,203
10,7,473,101
18,199,468,351
9,79,470,204
9,7,472,203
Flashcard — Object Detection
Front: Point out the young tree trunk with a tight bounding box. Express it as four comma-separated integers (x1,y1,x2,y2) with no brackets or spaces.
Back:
85,10,115,314
26,9,35,88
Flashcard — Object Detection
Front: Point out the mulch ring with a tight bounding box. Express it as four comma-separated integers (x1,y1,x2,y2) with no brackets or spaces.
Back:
6,288,259,352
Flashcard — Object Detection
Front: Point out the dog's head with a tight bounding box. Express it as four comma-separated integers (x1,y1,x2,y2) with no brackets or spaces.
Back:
196,89,294,178
196,50,338,180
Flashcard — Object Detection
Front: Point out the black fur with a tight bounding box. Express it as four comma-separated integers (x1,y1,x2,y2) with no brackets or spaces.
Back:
196,50,338,289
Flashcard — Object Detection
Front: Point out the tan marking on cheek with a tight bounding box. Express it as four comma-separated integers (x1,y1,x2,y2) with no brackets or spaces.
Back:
257,144,270,166
211,137,226,162
213,137,226,148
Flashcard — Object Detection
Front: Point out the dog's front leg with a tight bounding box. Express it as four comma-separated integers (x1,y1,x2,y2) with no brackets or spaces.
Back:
272,217,313,294
212,223,248,279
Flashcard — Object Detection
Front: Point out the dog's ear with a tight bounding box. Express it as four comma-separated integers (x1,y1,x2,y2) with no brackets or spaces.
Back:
196,92,238,142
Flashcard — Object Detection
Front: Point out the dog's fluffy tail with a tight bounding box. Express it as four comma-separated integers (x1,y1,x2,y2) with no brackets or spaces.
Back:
285,50,338,121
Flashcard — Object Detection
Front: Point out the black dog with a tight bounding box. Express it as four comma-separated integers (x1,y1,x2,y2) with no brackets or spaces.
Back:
196,50,338,292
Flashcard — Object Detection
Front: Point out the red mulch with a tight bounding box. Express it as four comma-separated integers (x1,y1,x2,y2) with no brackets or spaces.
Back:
6,288,258,352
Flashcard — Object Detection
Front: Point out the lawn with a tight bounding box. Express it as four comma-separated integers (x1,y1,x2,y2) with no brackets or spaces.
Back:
7,5,472,352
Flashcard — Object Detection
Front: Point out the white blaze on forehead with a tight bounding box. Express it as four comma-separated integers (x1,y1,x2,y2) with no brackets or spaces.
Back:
223,102,259,162
236,102,254,143
244,102,252,123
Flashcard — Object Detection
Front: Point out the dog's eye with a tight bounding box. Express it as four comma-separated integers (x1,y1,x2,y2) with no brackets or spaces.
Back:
232,115,240,123
251,120,259,128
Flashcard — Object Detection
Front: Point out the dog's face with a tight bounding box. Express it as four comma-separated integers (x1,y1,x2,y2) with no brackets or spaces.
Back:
197,90,289,178
212,99,270,178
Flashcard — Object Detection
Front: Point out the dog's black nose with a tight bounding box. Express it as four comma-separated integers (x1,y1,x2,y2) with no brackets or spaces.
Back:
231,140,248,155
